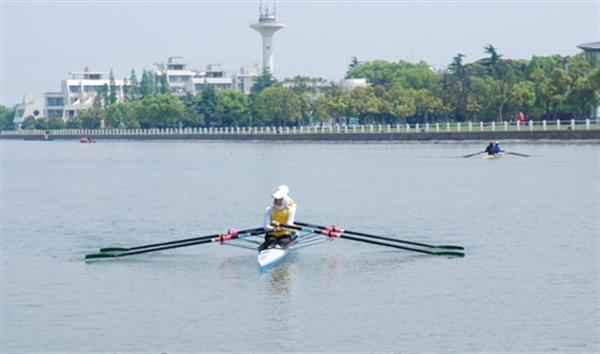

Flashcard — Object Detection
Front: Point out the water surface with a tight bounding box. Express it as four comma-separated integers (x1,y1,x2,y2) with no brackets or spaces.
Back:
1,140,598,353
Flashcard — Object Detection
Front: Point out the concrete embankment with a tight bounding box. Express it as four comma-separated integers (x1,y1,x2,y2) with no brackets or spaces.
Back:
2,130,599,141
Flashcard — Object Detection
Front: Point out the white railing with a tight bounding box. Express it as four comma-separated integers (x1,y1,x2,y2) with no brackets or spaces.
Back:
2,119,599,137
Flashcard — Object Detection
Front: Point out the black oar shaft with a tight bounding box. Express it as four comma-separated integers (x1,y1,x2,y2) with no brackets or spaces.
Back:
116,229,266,256
88,229,266,260
295,221,464,250
296,222,437,248
103,227,264,252
339,234,436,255
285,224,463,256
116,239,213,257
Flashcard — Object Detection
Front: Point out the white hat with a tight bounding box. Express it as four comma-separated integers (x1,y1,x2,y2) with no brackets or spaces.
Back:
272,189,286,199
277,185,289,195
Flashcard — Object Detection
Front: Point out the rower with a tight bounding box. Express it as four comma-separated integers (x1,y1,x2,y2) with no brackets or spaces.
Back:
484,140,495,155
493,140,504,154
259,185,298,252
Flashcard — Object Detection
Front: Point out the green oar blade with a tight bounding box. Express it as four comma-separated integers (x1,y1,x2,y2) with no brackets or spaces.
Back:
85,253,118,261
433,251,465,257
100,247,129,253
434,245,464,250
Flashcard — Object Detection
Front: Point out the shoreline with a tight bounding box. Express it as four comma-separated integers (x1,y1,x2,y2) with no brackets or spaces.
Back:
2,130,599,142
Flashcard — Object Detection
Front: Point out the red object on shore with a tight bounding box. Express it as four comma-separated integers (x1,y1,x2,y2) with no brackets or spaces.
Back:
80,136,96,143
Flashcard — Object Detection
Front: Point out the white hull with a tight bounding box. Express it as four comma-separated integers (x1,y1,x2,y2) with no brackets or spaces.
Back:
481,152,503,160
257,246,289,269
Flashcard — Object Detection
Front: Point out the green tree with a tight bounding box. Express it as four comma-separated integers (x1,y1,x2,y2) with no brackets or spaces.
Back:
0,105,16,130
182,93,205,127
109,69,117,105
101,84,110,108
21,116,37,129
251,68,277,94
135,94,184,129
127,69,139,102
106,103,138,128
34,118,49,130
346,87,381,123
348,56,360,71
507,81,536,117
158,73,169,95
252,87,302,126
139,70,154,98
216,89,250,126
78,107,105,129
388,84,416,123
47,117,66,129
198,86,220,126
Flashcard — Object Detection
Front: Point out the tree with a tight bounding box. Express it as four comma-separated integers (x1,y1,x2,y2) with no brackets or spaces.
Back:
388,85,416,123
127,69,139,102
446,54,470,121
252,87,302,126
182,93,205,127
348,56,360,72
100,84,110,108
158,73,169,95
507,81,536,118
135,94,184,129
0,105,16,130
198,86,220,126
21,116,37,129
216,89,250,126
109,69,117,105
251,68,277,94
346,87,381,123
482,44,503,78
139,70,154,98
78,107,105,129
47,117,66,129
106,103,138,128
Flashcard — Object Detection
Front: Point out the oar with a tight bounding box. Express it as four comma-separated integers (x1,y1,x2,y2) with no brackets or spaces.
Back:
295,221,464,250
86,228,265,261
99,227,264,253
505,151,530,157
285,224,464,257
461,151,482,158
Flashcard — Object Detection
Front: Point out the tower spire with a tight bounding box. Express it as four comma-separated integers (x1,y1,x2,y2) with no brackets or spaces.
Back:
250,1,285,75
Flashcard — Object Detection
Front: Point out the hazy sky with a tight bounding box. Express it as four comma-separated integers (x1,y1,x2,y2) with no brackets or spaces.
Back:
1,0,598,106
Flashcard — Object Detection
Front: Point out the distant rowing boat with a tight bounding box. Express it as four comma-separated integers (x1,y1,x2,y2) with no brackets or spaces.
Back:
480,152,503,159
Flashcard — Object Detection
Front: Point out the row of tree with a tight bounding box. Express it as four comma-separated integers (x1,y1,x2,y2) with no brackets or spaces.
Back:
4,45,600,130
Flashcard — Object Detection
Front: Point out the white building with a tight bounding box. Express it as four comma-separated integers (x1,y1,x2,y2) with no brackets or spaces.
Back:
13,67,126,124
157,57,239,98
233,64,260,94
161,56,195,97
339,78,369,91
13,95,44,126
189,64,235,94
12,58,257,127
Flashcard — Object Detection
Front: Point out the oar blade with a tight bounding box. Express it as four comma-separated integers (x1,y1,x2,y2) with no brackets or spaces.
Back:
433,251,465,257
434,245,464,250
85,252,118,261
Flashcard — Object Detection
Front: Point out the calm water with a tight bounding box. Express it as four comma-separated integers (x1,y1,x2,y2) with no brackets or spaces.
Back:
1,140,598,353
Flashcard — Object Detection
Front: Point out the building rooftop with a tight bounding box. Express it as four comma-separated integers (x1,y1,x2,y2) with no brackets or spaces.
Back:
577,42,600,52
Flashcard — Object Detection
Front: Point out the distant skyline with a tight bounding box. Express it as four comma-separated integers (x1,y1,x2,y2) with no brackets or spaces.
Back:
1,0,598,106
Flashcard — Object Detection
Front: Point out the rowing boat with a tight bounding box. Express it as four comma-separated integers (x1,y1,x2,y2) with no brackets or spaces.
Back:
85,223,465,267
481,152,504,159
